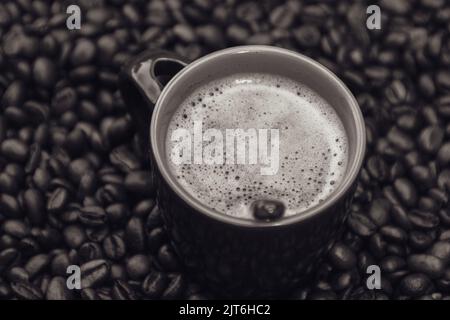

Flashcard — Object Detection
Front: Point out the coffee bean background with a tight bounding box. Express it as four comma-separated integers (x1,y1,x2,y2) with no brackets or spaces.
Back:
1,0,450,300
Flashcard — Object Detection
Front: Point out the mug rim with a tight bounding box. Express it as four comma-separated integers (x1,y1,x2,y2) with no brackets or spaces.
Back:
150,45,366,228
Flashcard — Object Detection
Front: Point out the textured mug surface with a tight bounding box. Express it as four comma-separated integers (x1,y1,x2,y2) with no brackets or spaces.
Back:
120,45,366,297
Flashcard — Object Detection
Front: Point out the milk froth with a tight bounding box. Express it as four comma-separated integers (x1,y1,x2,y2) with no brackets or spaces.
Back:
166,73,348,219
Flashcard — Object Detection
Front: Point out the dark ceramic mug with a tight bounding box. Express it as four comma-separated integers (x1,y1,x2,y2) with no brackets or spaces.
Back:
119,46,366,298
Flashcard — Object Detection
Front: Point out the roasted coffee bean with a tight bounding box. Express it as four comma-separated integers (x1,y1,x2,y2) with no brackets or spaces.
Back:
10,281,43,300
46,276,74,300
0,173,19,195
25,143,42,174
0,194,22,218
1,81,27,108
145,205,162,230
7,266,30,283
196,24,225,48
65,129,87,156
103,234,126,261
173,24,197,43
79,242,103,263
293,26,321,48
47,187,69,213
80,259,110,289
0,248,20,273
438,169,450,191
78,172,97,198
23,189,45,226
438,209,450,226
436,71,450,90
157,244,180,272
368,199,390,227
399,273,433,298
252,199,285,221
85,226,109,243
419,74,436,98
68,159,94,185
227,25,249,44
270,4,296,28
142,271,169,299
71,38,96,66
385,80,408,105
347,213,376,237
147,227,166,254
162,273,185,300
369,233,387,259
332,271,357,292
33,57,57,88
1,139,29,163
380,226,407,243
105,203,129,224
48,179,73,194
94,287,113,300
79,206,107,227
380,256,406,273
110,145,141,173
236,2,263,22
440,230,450,241
387,127,415,151
407,254,445,278
0,235,18,251
418,197,438,212
18,237,40,257
80,288,97,300
95,184,126,205
328,243,357,271
125,217,145,253
124,171,155,196
386,243,406,257
409,230,435,251
2,220,29,238
51,87,78,115
394,178,417,207
110,264,126,280
0,280,12,299
357,251,375,272
112,280,138,300
396,113,420,132
5,163,25,181
411,166,434,189
97,35,119,62
428,241,450,263
5,106,28,126
126,254,150,280
100,173,124,186
51,253,71,277
422,106,440,126
418,126,444,154
79,100,102,122
24,254,50,279
437,143,450,165
63,224,86,249
409,210,440,229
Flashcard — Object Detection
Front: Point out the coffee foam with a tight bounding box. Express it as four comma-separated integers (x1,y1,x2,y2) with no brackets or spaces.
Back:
166,73,348,219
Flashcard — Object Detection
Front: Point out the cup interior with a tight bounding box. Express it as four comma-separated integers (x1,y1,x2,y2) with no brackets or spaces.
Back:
151,45,365,227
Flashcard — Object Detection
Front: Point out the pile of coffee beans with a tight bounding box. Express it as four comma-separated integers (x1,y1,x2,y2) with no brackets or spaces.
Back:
1,0,450,300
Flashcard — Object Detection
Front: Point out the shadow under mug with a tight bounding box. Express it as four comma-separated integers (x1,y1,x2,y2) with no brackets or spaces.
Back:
119,45,366,298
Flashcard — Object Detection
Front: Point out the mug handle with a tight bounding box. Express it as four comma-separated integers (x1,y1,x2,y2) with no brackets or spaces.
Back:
119,50,189,152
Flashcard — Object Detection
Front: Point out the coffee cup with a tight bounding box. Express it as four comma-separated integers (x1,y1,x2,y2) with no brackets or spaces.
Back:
119,45,366,297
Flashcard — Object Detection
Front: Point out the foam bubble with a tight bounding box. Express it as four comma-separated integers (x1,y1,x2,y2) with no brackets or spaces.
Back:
166,73,348,219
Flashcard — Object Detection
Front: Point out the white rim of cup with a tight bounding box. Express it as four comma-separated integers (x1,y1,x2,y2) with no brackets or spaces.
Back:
150,45,366,228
